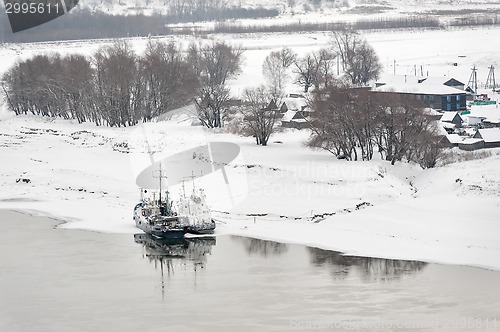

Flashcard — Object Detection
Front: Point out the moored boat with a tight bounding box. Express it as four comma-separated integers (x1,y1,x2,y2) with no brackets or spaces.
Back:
133,200,186,239
177,181,216,235
133,164,187,239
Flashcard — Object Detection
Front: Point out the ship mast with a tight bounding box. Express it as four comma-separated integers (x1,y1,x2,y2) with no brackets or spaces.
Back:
153,163,169,204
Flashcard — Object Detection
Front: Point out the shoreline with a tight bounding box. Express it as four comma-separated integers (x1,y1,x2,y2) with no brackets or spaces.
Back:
2,208,499,272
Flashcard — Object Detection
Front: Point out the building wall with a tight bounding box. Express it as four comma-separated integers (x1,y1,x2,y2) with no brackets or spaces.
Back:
439,94,466,111
281,121,308,129
403,92,466,111
484,142,500,149
458,141,485,151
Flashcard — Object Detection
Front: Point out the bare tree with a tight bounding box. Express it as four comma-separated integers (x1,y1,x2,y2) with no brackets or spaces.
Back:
308,88,442,167
240,86,281,146
187,42,203,77
141,40,197,121
60,54,94,123
263,52,287,97
93,40,141,127
199,41,243,86
377,94,440,166
293,53,319,93
332,29,381,86
276,47,297,68
3,54,92,120
313,48,337,90
308,88,358,159
190,41,243,128
194,83,230,128
262,47,298,97
2,61,32,115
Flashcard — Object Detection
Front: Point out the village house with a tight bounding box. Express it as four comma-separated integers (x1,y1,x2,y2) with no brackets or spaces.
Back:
440,111,463,128
473,128,500,148
280,95,310,129
458,138,485,151
444,133,463,148
374,75,467,112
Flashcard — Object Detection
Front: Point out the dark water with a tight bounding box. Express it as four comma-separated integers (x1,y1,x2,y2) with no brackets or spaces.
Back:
1,210,500,332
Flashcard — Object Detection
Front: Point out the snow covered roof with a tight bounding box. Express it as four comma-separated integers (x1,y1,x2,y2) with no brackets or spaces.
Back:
441,121,456,129
475,128,500,143
376,75,465,88
459,138,484,145
376,75,421,85
446,134,463,144
440,111,462,122
374,83,465,95
465,115,487,120
468,104,500,123
422,108,441,116
418,77,464,86
438,125,449,137
281,97,308,111
281,110,297,122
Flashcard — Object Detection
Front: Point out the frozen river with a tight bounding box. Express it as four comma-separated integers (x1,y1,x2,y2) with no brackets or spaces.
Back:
1,210,499,331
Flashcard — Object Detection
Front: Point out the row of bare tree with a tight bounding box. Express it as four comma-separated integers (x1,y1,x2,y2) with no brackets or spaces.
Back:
2,40,243,127
308,88,443,168
262,29,382,95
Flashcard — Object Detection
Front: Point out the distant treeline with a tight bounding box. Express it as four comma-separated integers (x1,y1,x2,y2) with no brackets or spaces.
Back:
211,16,442,35
164,7,279,24
449,14,500,27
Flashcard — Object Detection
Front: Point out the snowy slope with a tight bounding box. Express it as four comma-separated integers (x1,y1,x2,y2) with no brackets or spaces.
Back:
1,113,500,270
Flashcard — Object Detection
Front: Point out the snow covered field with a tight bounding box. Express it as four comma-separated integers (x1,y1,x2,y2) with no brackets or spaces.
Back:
1,27,500,270
71,0,500,21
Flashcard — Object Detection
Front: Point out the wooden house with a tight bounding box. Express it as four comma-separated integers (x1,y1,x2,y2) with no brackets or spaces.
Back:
440,111,463,128
280,96,310,129
473,128,500,148
458,138,485,151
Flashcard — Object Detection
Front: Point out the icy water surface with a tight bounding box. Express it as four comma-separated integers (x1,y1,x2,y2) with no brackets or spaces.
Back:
1,210,500,332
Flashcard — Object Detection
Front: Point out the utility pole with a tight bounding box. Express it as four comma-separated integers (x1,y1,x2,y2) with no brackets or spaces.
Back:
467,65,478,96
486,65,496,91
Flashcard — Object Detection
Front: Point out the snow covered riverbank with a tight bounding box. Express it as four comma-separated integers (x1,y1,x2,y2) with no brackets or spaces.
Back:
1,114,499,270
1,25,500,270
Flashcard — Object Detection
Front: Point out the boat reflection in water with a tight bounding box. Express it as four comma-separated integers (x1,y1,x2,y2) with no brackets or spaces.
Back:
134,234,216,297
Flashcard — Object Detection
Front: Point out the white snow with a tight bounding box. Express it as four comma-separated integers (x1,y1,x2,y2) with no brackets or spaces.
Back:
1,26,500,270
469,103,500,124
375,82,465,95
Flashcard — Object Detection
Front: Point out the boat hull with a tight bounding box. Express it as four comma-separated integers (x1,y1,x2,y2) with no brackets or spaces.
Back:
134,204,186,239
185,220,216,235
